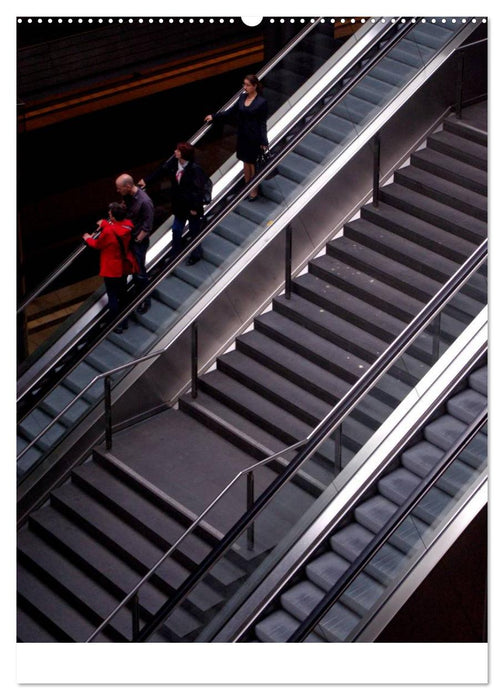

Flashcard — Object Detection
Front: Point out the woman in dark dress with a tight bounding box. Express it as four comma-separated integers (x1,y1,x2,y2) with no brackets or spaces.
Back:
205,74,268,201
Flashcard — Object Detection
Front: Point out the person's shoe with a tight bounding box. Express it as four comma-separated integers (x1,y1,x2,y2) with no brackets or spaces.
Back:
248,194,259,202
186,256,201,266
137,300,151,314
113,326,124,335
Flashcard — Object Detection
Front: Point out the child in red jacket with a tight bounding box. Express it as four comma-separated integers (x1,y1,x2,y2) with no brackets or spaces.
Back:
83,202,138,333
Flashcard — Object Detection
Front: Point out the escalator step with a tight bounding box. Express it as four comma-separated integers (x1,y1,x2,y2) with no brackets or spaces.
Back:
424,415,487,468
40,383,91,427
277,151,318,184
330,522,406,586
62,361,105,401
469,366,487,395
201,232,239,267
85,338,133,375
306,551,385,616
214,211,258,246
18,407,66,453
447,388,487,424
402,441,482,497
131,298,178,334
281,580,360,642
354,494,429,552
295,131,339,164
254,609,323,643
155,274,197,309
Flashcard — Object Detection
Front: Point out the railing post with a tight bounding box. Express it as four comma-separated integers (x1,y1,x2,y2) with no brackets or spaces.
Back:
246,472,255,550
456,51,465,119
191,322,198,399
432,314,441,364
132,593,140,641
334,424,342,474
285,224,293,300
104,375,112,450
373,132,381,207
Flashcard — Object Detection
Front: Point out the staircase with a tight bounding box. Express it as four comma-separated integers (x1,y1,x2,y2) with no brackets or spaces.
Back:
17,101,487,642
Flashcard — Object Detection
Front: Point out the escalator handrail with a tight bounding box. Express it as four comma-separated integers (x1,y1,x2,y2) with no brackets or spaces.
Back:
18,16,416,452
286,407,488,642
16,18,325,316
85,238,487,642
17,15,414,411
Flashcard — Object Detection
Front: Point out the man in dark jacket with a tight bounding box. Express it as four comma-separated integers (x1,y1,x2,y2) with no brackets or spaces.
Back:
139,142,207,265
116,173,154,313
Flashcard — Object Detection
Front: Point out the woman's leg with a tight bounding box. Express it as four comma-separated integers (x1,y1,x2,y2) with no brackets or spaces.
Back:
243,162,258,198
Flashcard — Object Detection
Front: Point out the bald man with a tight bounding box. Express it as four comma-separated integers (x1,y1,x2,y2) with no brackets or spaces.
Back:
115,173,154,314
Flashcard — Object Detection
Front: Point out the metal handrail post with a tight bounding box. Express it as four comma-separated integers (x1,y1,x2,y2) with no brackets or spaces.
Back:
132,593,140,641
334,424,342,474
373,132,381,207
191,321,198,399
456,50,465,119
285,224,293,300
247,472,255,551
104,375,113,451
432,314,442,364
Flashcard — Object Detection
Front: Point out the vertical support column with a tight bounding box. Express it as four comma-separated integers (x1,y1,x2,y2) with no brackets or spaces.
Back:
191,321,198,399
456,51,465,120
373,132,381,208
104,375,112,451
246,471,255,551
432,314,441,364
334,424,342,474
285,223,293,300
132,593,140,641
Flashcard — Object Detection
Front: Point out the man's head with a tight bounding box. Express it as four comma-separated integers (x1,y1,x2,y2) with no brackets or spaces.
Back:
115,173,135,196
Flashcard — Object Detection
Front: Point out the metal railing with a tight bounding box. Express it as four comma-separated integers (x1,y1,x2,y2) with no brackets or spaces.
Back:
84,239,487,642
286,407,488,642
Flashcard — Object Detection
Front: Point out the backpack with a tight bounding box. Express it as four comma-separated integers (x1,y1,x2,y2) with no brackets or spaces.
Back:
201,172,213,205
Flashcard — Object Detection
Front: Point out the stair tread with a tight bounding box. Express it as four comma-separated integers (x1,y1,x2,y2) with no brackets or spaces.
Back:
395,163,487,218
380,182,487,241
310,253,423,319
412,146,487,194
362,200,477,262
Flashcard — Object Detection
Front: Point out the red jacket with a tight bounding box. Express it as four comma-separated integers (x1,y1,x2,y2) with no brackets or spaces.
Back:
85,219,138,278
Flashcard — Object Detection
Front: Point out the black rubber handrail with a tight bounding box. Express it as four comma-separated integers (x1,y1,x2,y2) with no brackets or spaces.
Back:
131,239,486,643
286,406,488,642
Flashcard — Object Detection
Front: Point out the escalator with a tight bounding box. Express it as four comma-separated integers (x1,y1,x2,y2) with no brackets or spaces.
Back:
244,362,487,642
16,93,488,641
17,16,485,489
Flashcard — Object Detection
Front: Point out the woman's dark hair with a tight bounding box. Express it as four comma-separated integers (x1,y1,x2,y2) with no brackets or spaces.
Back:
108,202,127,221
177,141,195,161
244,74,263,94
